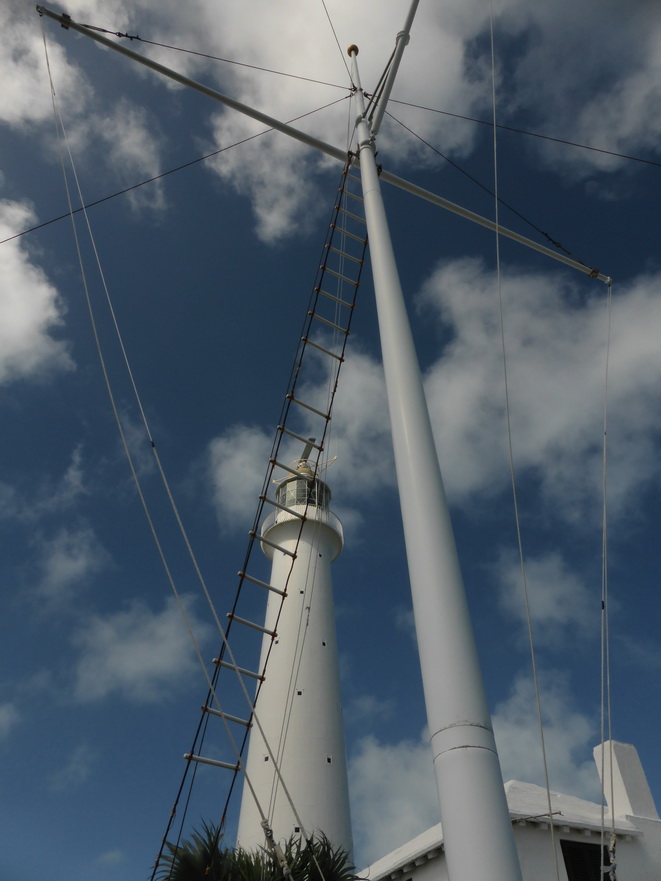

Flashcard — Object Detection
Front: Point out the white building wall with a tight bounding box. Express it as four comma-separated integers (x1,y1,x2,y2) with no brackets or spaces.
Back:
360,743,661,881
365,826,660,881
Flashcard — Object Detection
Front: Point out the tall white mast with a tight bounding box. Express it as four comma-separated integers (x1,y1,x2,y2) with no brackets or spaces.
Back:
347,15,523,880
235,453,352,855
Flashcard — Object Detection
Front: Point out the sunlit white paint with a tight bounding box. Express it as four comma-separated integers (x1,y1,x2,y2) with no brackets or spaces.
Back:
236,474,352,855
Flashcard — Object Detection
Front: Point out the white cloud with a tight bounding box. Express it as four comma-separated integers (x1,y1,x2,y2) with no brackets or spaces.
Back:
614,634,661,674
208,256,661,535
49,742,95,791
34,525,109,604
347,694,395,726
206,343,393,531
496,551,596,648
12,0,660,242
394,605,416,641
58,446,87,505
0,199,73,383
307,348,393,498
207,115,330,244
3,4,163,219
493,671,599,800
493,0,661,177
420,259,661,520
183,0,492,241
1,3,90,129
0,703,21,740
93,100,166,212
349,670,600,868
113,409,157,481
154,0,660,222
349,731,439,869
207,423,273,530
72,595,212,702
0,446,88,524
97,850,124,866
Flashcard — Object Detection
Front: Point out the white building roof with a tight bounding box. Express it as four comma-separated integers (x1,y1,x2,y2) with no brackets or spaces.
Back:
361,777,638,880
505,779,637,836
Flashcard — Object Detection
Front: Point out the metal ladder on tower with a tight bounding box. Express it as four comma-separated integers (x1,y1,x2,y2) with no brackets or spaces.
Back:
152,160,368,867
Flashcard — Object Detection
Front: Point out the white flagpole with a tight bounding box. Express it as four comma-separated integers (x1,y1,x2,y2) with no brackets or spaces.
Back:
349,31,523,880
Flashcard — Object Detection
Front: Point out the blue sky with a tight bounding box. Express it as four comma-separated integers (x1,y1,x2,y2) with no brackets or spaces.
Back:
2,0,661,878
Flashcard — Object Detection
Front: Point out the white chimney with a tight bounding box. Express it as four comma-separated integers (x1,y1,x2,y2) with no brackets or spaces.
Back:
594,741,660,820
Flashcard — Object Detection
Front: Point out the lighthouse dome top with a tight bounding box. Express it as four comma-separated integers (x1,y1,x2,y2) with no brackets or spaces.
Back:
275,474,331,510
262,457,343,558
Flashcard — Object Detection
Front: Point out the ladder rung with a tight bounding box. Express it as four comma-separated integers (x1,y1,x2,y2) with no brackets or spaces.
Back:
227,612,277,637
270,457,313,478
337,206,366,225
326,244,363,265
340,188,363,203
286,394,331,420
330,223,367,244
253,529,298,558
203,706,251,727
260,493,306,520
278,426,324,451
301,336,344,361
308,311,349,334
238,570,285,596
323,266,360,286
345,171,361,184
185,753,240,771
317,287,354,307
213,658,264,680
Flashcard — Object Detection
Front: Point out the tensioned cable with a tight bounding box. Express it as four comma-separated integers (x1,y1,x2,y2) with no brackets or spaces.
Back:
599,281,616,878
319,0,353,85
385,109,586,264
487,12,561,880
73,21,347,91
0,94,350,248
47,31,328,879
42,29,269,848
41,24,308,870
365,44,399,126
388,98,661,169
42,8,661,169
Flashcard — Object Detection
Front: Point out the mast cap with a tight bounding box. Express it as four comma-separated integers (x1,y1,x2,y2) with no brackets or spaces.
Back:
347,44,359,56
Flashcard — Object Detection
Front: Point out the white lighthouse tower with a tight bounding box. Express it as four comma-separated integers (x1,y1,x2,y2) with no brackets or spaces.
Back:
235,446,352,856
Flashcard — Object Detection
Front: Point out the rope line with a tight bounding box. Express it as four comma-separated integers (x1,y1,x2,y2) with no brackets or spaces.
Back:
75,21,347,91
365,44,399,127
0,95,350,248
488,13,560,879
41,25,299,871
42,12,658,168
319,0,353,85
43,24,261,832
385,109,587,265
388,98,661,169
600,280,616,878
